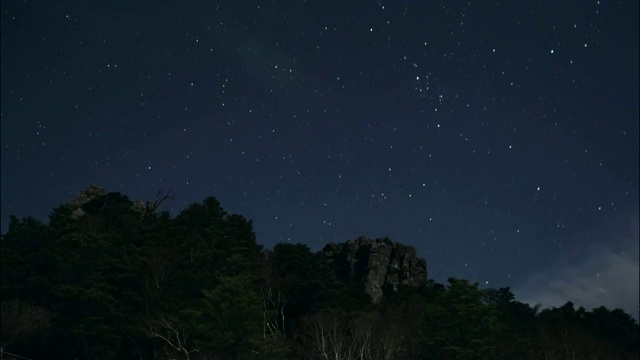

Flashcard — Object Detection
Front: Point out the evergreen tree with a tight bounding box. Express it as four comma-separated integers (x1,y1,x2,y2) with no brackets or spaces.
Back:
419,278,499,360
1,189,638,359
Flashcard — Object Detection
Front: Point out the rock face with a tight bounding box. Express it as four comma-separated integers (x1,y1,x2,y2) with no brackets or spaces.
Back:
322,236,427,303
67,184,108,219
68,184,108,208
67,185,152,219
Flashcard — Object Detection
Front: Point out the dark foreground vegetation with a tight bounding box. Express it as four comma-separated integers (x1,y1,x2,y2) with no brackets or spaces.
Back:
1,189,638,359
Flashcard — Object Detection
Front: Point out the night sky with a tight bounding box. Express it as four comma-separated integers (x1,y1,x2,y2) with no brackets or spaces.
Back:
2,1,638,316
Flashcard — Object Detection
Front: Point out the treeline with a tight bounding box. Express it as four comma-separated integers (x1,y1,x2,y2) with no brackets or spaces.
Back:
1,191,638,359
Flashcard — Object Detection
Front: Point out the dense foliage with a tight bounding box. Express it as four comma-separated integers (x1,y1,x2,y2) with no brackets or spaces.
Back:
1,192,638,359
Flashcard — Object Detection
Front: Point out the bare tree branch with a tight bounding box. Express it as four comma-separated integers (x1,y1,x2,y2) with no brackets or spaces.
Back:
146,189,176,213
146,317,199,360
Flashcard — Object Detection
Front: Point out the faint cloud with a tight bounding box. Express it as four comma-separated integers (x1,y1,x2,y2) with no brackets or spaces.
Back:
515,213,639,320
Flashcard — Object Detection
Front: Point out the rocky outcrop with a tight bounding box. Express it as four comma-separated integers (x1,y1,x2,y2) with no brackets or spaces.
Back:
322,236,427,303
67,185,154,220
67,184,108,219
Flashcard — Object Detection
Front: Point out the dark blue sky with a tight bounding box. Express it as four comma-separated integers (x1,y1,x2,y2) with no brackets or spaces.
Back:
2,0,638,315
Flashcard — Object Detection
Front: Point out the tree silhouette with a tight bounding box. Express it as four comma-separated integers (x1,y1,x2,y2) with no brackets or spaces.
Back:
0,189,637,359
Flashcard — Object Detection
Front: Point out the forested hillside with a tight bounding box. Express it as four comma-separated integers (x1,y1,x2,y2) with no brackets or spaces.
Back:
1,189,638,359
